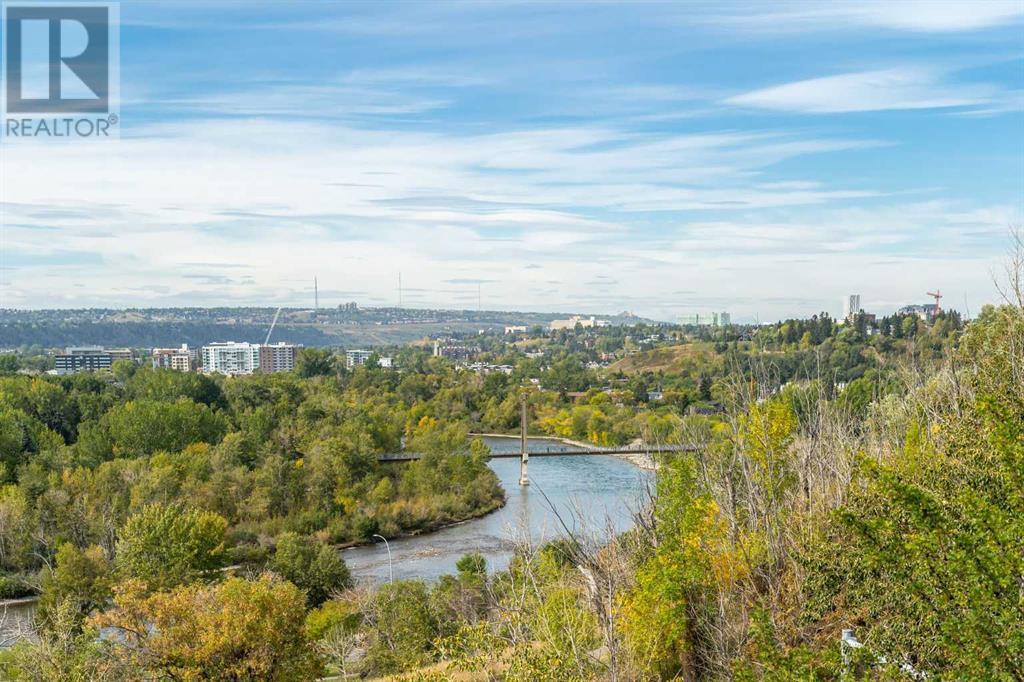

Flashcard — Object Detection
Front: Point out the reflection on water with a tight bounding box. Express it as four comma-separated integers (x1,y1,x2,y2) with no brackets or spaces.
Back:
342,437,652,582
0,600,36,648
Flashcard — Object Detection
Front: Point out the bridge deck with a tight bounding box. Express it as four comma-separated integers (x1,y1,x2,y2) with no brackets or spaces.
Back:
378,444,696,462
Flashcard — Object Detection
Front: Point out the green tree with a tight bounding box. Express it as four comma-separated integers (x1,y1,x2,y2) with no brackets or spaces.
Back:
365,580,439,674
36,543,113,631
115,503,226,590
836,305,1024,678
295,348,337,378
0,355,18,374
272,532,351,606
79,397,227,461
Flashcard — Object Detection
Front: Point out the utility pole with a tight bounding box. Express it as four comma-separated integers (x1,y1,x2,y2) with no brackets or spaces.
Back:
519,391,529,486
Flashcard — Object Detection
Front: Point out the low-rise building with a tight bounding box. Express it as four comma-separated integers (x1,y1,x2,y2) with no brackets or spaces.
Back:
55,346,119,374
345,349,393,369
898,303,939,320
465,362,513,375
346,349,373,369
504,325,528,334
433,340,473,360
108,348,134,361
152,344,194,371
550,315,602,331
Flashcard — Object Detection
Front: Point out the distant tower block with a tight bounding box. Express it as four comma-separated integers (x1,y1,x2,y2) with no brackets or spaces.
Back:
843,294,861,320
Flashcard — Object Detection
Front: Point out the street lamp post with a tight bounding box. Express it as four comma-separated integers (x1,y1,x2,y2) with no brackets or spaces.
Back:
372,534,393,583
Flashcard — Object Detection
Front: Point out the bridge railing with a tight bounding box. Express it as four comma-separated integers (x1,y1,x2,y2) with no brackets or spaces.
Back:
377,443,696,461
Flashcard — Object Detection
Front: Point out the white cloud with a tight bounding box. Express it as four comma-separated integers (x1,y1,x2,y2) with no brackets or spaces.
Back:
702,0,1024,34
0,115,1011,319
726,67,1000,113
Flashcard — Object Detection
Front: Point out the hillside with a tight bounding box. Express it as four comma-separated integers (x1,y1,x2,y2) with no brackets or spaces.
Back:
606,342,721,374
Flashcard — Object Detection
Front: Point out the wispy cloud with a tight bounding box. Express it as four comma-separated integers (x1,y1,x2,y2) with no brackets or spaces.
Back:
726,67,1001,114
699,0,1024,34
1,2,1019,320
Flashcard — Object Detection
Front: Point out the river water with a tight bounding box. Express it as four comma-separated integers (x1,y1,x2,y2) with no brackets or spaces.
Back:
342,436,653,582
0,437,651,643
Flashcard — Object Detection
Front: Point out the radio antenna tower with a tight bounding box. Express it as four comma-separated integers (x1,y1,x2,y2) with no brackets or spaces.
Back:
398,272,403,308
314,277,319,312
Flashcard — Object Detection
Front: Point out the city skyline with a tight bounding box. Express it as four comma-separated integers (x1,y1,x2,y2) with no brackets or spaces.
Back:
1,1,1022,320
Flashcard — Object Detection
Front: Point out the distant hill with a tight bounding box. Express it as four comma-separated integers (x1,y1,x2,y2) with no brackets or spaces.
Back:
0,306,657,349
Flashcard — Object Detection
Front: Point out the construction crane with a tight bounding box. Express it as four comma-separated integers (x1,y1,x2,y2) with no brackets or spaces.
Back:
926,290,943,314
265,307,282,345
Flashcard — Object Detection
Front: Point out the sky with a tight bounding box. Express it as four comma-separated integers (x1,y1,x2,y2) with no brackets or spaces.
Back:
1,0,1022,322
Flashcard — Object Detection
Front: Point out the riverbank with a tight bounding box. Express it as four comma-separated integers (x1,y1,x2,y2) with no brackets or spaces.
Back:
332,494,508,552
0,595,37,610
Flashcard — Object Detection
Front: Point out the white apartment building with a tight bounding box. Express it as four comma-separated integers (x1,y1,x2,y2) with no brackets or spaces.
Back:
202,342,261,375
201,341,302,375
345,349,392,369
346,349,373,369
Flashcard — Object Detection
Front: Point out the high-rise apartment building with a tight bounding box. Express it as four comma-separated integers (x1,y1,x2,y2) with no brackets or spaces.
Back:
843,294,862,321
201,342,260,375
201,341,301,375
259,342,300,373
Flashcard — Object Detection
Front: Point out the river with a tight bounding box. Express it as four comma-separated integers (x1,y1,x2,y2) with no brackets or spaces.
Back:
0,436,651,644
341,436,653,582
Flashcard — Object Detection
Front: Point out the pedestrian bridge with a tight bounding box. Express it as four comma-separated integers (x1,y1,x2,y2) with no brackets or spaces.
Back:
377,443,696,463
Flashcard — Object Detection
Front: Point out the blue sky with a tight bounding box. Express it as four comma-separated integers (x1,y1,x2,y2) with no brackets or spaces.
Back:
2,0,1022,321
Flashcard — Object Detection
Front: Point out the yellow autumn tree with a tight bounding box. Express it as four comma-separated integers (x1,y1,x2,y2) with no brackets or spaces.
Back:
92,574,322,681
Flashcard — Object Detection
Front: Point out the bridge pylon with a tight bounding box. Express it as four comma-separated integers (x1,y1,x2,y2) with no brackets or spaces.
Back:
519,391,529,486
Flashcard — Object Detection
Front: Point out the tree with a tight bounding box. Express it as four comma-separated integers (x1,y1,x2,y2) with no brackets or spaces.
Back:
126,367,225,408
0,598,131,681
832,304,1024,678
92,575,322,681
272,532,351,606
364,580,439,674
0,355,18,374
115,503,226,590
295,348,337,378
36,543,113,631
80,398,227,461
